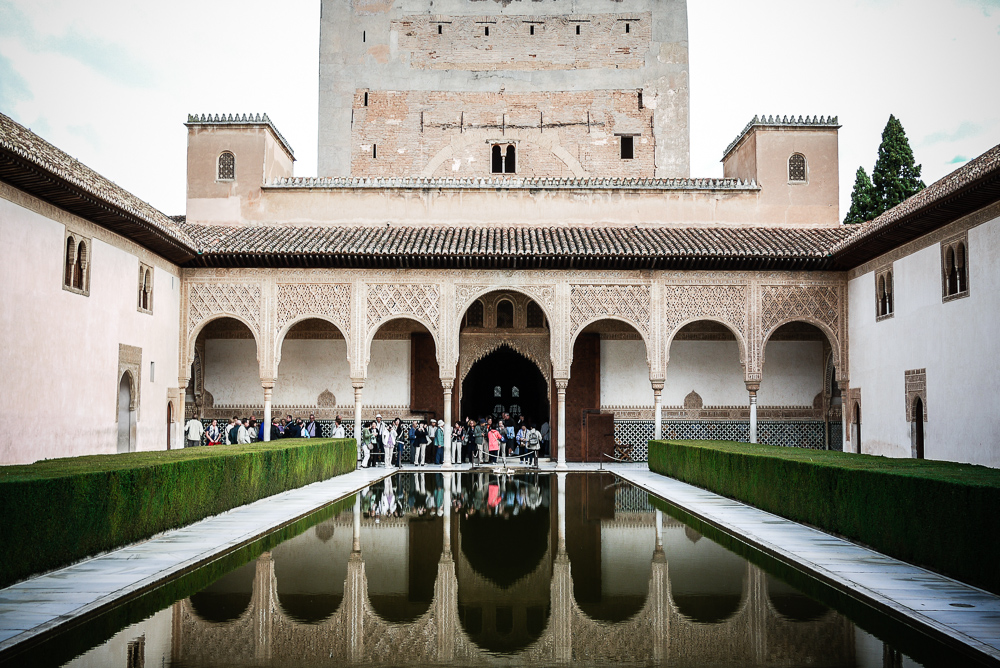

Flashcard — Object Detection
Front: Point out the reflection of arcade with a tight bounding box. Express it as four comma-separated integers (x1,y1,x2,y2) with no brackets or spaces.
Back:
172,473,855,666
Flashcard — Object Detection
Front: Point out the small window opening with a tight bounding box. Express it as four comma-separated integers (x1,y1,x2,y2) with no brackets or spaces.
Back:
491,145,503,173
438,24,442,34
789,153,806,182
625,22,630,34
620,136,634,160
464,299,484,328
526,301,545,328
638,91,643,110
65,236,76,287
75,241,87,289
876,269,894,318
576,24,581,35
956,243,967,292
530,25,535,35
946,247,957,295
372,144,377,159
218,151,235,180
504,144,516,173
150,361,155,383
494,386,502,398
496,300,514,328
491,143,516,174
363,30,366,42
485,26,489,36
363,91,368,107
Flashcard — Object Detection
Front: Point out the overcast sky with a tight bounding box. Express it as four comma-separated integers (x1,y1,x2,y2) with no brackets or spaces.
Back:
1,0,998,218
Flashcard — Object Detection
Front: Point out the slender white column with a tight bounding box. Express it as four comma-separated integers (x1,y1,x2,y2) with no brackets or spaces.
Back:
655,508,663,549
442,380,453,467
746,382,759,444
556,379,568,469
353,381,364,448
353,494,361,553
262,383,273,442
652,382,664,441
557,472,567,552
443,475,452,551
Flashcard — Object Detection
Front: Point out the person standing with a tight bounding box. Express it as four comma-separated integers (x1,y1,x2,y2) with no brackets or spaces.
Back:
185,416,204,448
332,415,345,438
517,423,529,463
540,420,551,458
452,421,463,464
526,424,542,467
270,417,282,442
361,421,375,467
414,421,428,466
505,420,517,458
238,419,252,444
474,419,487,463
487,422,502,465
384,420,396,469
226,417,241,445
206,419,221,446
306,414,318,439
434,419,445,465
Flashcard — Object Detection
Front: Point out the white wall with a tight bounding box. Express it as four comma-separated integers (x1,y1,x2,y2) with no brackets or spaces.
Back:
0,191,181,464
847,215,1000,467
63,606,172,668
207,338,410,408
602,339,820,408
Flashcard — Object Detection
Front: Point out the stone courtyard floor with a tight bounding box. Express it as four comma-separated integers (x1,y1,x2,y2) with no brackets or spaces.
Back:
0,461,998,664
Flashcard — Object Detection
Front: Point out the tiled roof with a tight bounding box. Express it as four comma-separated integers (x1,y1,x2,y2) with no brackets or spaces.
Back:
182,223,853,270
831,142,1000,267
186,113,295,159
723,115,840,160
268,176,759,190
0,113,197,262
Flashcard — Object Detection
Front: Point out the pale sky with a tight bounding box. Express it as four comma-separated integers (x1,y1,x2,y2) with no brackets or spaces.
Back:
1,0,998,218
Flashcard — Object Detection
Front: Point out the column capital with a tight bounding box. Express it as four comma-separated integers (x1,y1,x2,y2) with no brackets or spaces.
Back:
837,379,850,391
261,380,275,391
441,378,455,391
745,381,760,395
352,380,365,391
651,382,664,393
555,379,569,391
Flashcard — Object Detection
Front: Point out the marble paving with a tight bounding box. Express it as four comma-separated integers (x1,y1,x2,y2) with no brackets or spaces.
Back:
615,467,1000,664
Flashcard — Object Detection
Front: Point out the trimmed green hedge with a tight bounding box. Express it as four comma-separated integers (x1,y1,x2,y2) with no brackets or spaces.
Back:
0,438,356,588
649,440,1000,594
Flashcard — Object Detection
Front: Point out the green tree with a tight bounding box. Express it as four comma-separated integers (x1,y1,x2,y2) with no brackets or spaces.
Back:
843,166,878,224
871,114,925,214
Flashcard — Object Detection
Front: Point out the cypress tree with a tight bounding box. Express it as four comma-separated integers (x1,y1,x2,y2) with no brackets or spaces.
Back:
871,114,925,214
843,166,878,225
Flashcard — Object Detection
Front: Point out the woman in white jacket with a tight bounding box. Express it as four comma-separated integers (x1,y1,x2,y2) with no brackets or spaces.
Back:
383,422,396,469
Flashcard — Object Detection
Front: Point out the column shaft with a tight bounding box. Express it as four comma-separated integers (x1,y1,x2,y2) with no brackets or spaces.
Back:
746,382,760,444
556,379,568,469
442,381,453,467
652,383,664,441
353,382,364,452
262,385,273,442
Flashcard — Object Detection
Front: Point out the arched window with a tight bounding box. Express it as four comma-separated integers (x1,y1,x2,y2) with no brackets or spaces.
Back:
526,301,545,328
218,151,235,180
494,386,502,398
75,240,87,290
464,299,484,328
65,236,76,287
942,237,970,300
491,145,503,174
504,144,516,173
875,268,893,319
788,153,806,182
946,247,957,295
956,243,967,293
138,265,153,313
496,300,514,328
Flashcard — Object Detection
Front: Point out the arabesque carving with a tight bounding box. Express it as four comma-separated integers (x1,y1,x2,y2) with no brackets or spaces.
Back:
367,283,440,332
570,284,651,339
277,283,352,336
188,283,262,337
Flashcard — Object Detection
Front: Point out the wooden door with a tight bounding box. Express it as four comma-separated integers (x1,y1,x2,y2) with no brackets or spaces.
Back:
584,411,615,463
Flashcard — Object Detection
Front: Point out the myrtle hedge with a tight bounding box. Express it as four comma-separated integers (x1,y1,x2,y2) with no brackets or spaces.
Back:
0,438,356,588
649,440,1000,595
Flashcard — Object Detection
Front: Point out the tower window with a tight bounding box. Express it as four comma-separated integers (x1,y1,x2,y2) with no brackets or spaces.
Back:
576,25,581,35
496,300,514,328
217,151,235,180
363,31,366,42
625,22,630,34
491,144,516,174
363,91,368,107
789,153,806,182
372,144,377,159
620,136,634,160
485,26,489,36
438,24,442,34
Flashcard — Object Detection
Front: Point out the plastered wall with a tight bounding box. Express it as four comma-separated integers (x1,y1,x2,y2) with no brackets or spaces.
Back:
847,212,1000,467
0,188,182,464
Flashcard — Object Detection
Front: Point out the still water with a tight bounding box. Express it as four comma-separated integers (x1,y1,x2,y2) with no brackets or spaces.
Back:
31,473,950,667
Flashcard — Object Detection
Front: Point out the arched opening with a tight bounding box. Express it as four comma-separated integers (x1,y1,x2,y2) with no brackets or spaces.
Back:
491,145,503,174
117,372,134,453
189,560,255,623
496,299,514,329
853,402,862,454
946,247,957,295
272,519,348,624
956,243,967,292
571,319,649,461
463,299,484,328
186,317,259,427
275,318,351,434
666,520,746,624
141,268,151,310
913,397,925,460
218,151,235,180
565,472,650,623
64,236,75,286
504,144,516,173
665,320,746,441
766,574,829,622
461,346,548,425
788,153,806,182
760,322,831,449
458,474,551,653
74,240,87,289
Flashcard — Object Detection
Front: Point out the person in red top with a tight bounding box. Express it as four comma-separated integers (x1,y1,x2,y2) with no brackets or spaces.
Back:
487,423,503,464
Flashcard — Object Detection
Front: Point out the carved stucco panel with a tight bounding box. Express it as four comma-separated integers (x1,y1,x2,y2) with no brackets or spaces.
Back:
662,283,749,356
366,283,441,333
458,334,552,396
276,283,352,337
187,282,262,338
569,284,651,340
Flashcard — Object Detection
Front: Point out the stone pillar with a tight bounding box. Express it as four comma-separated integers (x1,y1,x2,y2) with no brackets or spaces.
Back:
442,379,453,467
652,382,664,441
262,382,274,442
746,382,760,444
352,380,364,450
556,379,568,469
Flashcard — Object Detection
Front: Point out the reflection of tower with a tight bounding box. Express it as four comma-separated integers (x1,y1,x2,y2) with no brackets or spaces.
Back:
550,472,572,662
435,475,458,661
347,496,367,662
253,552,275,662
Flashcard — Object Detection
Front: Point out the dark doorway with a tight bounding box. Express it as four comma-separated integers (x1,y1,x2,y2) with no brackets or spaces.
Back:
167,401,173,450
914,398,925,459
853,402,862,454
461,346,548,426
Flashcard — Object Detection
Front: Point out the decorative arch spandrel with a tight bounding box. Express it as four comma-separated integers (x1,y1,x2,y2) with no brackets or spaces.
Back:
756,283,848,381
662,283,750,372
273,283,353,366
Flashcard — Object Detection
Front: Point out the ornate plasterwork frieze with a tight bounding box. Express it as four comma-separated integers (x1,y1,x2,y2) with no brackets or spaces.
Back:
570,283,651,340
601,405,823,420
276,283,352,336
366,283,440,332
662,284,748,350
457,333,551,394
188,283,263,338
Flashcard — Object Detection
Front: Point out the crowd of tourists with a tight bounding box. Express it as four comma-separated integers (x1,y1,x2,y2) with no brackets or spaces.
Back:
360,472,548,521
359,412,550,469
183,413,347,447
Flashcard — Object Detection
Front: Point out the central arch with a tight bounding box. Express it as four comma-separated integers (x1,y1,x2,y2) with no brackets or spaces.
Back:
461,345,549,425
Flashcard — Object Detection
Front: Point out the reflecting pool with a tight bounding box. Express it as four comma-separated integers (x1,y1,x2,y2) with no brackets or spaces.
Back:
22,472,955,667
